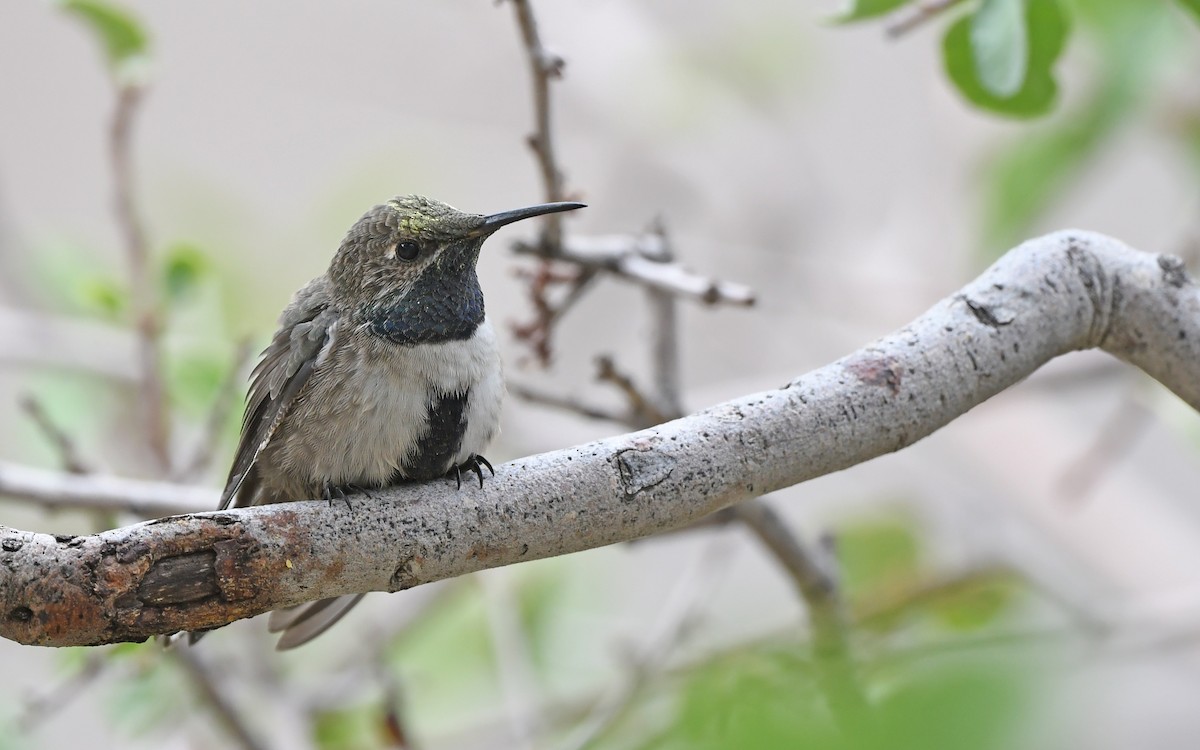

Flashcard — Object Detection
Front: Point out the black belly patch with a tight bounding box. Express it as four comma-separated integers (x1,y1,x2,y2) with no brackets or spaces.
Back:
402,389,470,480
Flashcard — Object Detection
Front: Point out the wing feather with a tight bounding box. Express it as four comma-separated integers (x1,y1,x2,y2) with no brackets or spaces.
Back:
219,278,338,509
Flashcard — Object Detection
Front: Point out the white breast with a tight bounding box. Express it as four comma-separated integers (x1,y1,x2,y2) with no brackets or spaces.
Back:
273,318,504,490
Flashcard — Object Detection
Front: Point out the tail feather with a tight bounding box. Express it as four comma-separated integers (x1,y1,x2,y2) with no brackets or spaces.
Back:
270,594,367,650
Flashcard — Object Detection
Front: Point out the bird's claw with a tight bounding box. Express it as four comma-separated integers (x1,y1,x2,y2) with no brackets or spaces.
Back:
321,483,355,511
449,455,495,490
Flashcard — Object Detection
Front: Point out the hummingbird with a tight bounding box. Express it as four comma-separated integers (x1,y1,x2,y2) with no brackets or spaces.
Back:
206,194,585,649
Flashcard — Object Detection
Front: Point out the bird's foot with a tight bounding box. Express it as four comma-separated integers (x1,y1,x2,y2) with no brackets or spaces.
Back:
321,483,355,511
449,455,495,490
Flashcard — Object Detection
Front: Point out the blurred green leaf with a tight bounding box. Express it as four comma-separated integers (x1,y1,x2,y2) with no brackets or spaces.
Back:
313,704,382,750
928,573,1022,631
835,516,922,598
386,586,501,735
943,0,1067,117
59,0,148,70
636,644,837,750
874,662,1030,750
1176,0,1200,24
833,0,915,23
163,242,210,304
79,276,129,318
166,349,227,415
980,0,1178,250
513,566,569,674
107,650,185,736
971,0,1027,97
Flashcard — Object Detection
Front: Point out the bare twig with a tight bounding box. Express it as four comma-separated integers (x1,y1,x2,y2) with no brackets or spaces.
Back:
885,0,970,38
171,647,269,750
509,383,627,423
513,235,755,306
643,221,685,420
110,83,170,470
509,0,568,252
173,340,254,482
853,566,1019,629
594,355,668,428
510,262,597,366
1056,393,1152,506
19,394,94,475
0,460,212,516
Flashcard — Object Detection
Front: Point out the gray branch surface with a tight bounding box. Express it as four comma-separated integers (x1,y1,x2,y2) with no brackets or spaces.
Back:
2,231,1197,647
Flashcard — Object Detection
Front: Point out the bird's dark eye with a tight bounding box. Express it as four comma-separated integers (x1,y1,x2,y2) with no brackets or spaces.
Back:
395,240,421,262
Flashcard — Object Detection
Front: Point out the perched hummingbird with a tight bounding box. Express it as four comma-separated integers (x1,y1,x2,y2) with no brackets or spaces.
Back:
209,195,585,649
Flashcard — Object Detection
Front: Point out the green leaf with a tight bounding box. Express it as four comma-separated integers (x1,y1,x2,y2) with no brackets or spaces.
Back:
166,350,227,414
835,516,922,598
874,662,1031,750
980,0,1176,250
971,0,1027,97
657,645,837,750
1176,0,1200,25
832,0,915,23
943,0,1067,117
163,242,210,303
313,704,385,750
79,276,128,318
928,572,1022,631
59,0,148,69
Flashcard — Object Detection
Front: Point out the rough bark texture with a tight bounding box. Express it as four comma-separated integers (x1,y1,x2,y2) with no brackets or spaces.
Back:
1,230,1197,647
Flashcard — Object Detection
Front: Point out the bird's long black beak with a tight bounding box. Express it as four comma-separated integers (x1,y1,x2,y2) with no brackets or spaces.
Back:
474,201,586,236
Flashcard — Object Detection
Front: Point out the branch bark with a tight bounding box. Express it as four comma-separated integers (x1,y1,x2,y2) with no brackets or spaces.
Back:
1,230,1197,647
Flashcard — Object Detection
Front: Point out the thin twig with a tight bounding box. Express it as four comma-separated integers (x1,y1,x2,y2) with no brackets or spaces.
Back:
512,235,756,306
0,459,213,516
110,82,170,470
885,0,970,38
509,0,568,252
509,383,627,423
644,221,685,420
173,339,254,482
510,262,597,366
19,394,94,475
171,648,270,750
1056,395,1152,506
733,499,872,739
594,355,668,428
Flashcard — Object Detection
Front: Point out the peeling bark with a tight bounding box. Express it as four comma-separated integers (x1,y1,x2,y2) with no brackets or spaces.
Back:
1,230,1197,647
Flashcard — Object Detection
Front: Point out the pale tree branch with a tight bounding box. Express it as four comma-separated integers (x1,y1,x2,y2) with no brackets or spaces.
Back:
512,235,756,307
0,460,213,516
1,231,1197,647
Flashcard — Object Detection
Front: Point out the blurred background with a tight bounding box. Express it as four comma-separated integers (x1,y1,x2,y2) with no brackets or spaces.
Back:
1,0,1199,748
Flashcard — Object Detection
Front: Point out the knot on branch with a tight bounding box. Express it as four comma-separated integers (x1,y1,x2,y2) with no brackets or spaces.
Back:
1064,237,1120,348
613,443,676,497
1158,254,1192,289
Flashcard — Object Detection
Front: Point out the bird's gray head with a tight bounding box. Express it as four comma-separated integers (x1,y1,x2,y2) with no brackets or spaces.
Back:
329,195,584,345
